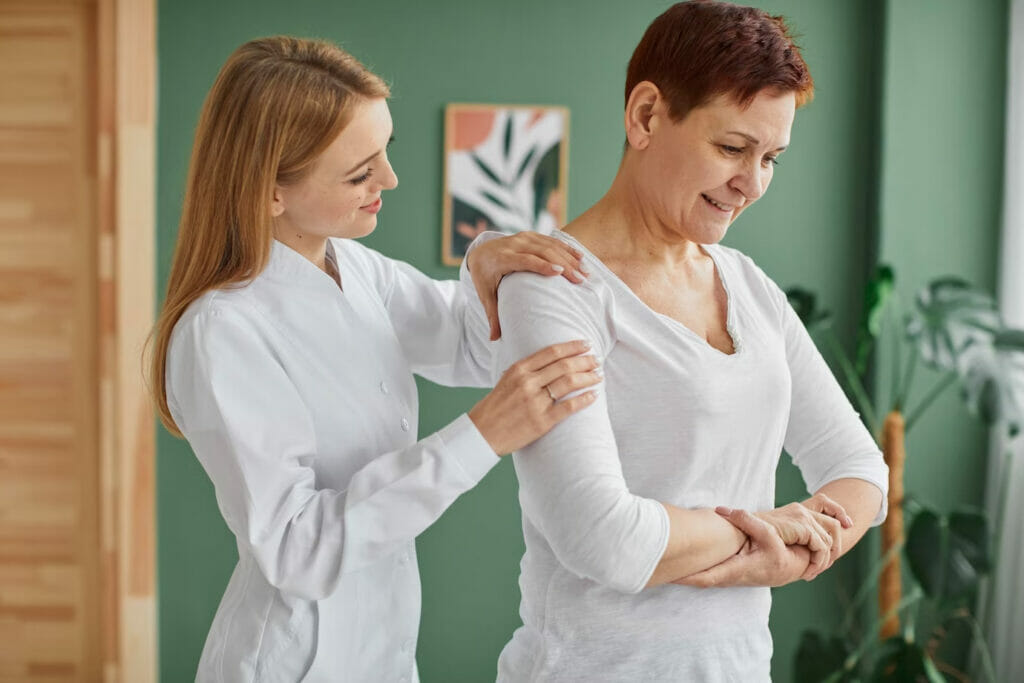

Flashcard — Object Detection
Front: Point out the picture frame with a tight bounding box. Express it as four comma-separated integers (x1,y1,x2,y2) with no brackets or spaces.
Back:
442,103,569,266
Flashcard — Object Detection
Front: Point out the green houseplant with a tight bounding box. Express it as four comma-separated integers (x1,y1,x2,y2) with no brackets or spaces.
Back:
787,266,1024,682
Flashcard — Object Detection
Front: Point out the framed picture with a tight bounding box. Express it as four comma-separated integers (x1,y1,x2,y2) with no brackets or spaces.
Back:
442,103,569,266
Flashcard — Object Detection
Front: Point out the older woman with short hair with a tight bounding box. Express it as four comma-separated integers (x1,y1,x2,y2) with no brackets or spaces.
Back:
477,2,889,680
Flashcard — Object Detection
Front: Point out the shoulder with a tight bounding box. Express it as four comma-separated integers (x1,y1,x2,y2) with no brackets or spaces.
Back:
707,243,788,314
169,287,275,361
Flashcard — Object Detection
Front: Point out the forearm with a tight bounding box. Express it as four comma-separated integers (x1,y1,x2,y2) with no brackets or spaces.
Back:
645,504,747,587
811,477,883,561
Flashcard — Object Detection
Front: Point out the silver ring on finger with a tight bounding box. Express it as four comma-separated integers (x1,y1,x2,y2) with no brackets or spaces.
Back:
545,384,557,403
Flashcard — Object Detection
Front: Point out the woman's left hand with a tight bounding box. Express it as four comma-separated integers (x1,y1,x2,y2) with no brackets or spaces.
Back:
467,232,587,340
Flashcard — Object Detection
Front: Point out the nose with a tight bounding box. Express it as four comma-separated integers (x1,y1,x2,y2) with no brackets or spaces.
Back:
379,155,398,191
729,159,769,203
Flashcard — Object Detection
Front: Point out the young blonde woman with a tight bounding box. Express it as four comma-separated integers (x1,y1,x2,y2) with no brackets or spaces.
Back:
149,37,600,682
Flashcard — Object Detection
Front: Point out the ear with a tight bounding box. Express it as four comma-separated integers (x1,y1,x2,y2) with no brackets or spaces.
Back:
624,81,665,151
270,185,286,218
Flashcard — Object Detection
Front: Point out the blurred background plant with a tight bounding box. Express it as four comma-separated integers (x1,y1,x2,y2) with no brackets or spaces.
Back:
787,266,1024,682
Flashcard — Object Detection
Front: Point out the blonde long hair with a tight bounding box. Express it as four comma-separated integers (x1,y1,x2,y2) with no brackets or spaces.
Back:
149,36,390,436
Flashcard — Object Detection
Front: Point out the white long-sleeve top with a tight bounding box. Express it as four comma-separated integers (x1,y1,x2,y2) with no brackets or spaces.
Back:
479,231,888,682
167,238,498,683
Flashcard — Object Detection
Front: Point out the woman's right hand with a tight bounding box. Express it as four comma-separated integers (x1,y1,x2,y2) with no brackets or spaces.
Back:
753,499,850,578
469,340,601,456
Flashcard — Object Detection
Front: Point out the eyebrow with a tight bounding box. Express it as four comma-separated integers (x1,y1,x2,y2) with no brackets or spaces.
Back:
725,130,788,151
345,150,381,175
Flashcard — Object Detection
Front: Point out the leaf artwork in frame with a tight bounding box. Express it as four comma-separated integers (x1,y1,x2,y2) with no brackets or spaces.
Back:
442,103,569,266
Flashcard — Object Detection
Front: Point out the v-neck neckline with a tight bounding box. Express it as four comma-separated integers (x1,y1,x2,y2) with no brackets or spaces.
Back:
555,230,743,357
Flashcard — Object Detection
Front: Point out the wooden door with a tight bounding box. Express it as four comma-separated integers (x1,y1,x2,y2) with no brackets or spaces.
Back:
0,0,155,680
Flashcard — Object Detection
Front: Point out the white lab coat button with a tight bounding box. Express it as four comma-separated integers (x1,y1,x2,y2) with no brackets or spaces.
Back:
400,417,410,431
379,381,389,395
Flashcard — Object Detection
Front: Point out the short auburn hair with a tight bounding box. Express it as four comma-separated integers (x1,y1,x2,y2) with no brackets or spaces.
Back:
626,0,813,120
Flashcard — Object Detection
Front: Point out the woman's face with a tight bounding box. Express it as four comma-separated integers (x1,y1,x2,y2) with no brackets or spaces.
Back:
272,97,398,241
638,89,795,244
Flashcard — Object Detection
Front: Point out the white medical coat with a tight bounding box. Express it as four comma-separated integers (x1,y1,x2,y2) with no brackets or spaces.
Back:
166,238,498,682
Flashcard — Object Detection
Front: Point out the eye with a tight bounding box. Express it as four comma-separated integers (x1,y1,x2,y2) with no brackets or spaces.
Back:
720,144,743,155
348,170,373,185
762,155,780,168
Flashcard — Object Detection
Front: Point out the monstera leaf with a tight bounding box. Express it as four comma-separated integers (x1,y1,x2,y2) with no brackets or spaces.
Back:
787,287,833,331
952,329,1024,427
855,265,895,374
869,636,944,683
905,508,990,603
906,278,1002,372
794,631,855,683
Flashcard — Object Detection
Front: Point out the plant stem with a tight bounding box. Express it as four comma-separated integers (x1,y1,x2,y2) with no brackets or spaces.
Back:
824,329,879,434
953,612,999,683
897,346,919,412
846,587,925,667
890,294,903,413
841,538,905,635
904,372,958,433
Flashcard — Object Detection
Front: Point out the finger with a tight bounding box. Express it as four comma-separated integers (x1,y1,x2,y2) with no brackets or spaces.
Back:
534,353,600,388
813,513,844,566
518,233,586,267
511,234,587,280
547,390,598,421
716,509,780,548
678,555,748,588
481,288,502,342
510,253,569,278
811,494,853,528
545,369,604,400
517,340,592,372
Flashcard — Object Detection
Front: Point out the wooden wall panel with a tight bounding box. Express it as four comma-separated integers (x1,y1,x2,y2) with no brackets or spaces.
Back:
0,0,155,680
0,1,101,679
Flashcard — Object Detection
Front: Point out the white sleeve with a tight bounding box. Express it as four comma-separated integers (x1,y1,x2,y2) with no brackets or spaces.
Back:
166,304,499,601
495,272,669,593
779,293,890,525
353,237,500,388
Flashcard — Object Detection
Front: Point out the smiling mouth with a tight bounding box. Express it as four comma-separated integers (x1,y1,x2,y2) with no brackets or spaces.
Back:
701,194,735,212
361,197,382,213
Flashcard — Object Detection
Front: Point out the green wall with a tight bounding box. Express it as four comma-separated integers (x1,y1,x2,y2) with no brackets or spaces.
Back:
156,1,1007,681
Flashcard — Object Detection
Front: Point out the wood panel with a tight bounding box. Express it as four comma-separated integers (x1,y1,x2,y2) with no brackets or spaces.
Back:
0,0,155,680
0,0,101,679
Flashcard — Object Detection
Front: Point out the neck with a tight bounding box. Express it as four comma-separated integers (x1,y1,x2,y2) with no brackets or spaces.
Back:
566,166,704,269
273,223,330,272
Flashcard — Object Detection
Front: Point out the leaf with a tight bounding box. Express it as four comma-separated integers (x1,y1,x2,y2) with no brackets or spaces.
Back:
994,328,1024,352
869,636,945,683
794,631,854,683
481,190,510,211
905,278,1002,372
502,114,513,162
471,153,504,188
855,265,895,373
515,146,537,182
905,507,990,603
955,339,1024,425
786,287,833,330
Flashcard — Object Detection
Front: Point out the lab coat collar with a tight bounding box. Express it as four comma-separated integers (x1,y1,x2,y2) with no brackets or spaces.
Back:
265,239,343,293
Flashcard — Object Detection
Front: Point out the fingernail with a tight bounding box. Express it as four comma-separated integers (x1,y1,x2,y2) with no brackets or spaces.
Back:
579,265,590,276
593,368,604,378
582,340,592,349
715,506,733,516
572,269,585,280
551,264,565,273
843,515,854,528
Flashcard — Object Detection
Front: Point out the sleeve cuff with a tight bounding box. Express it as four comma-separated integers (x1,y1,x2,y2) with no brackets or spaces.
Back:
437,413,500,484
